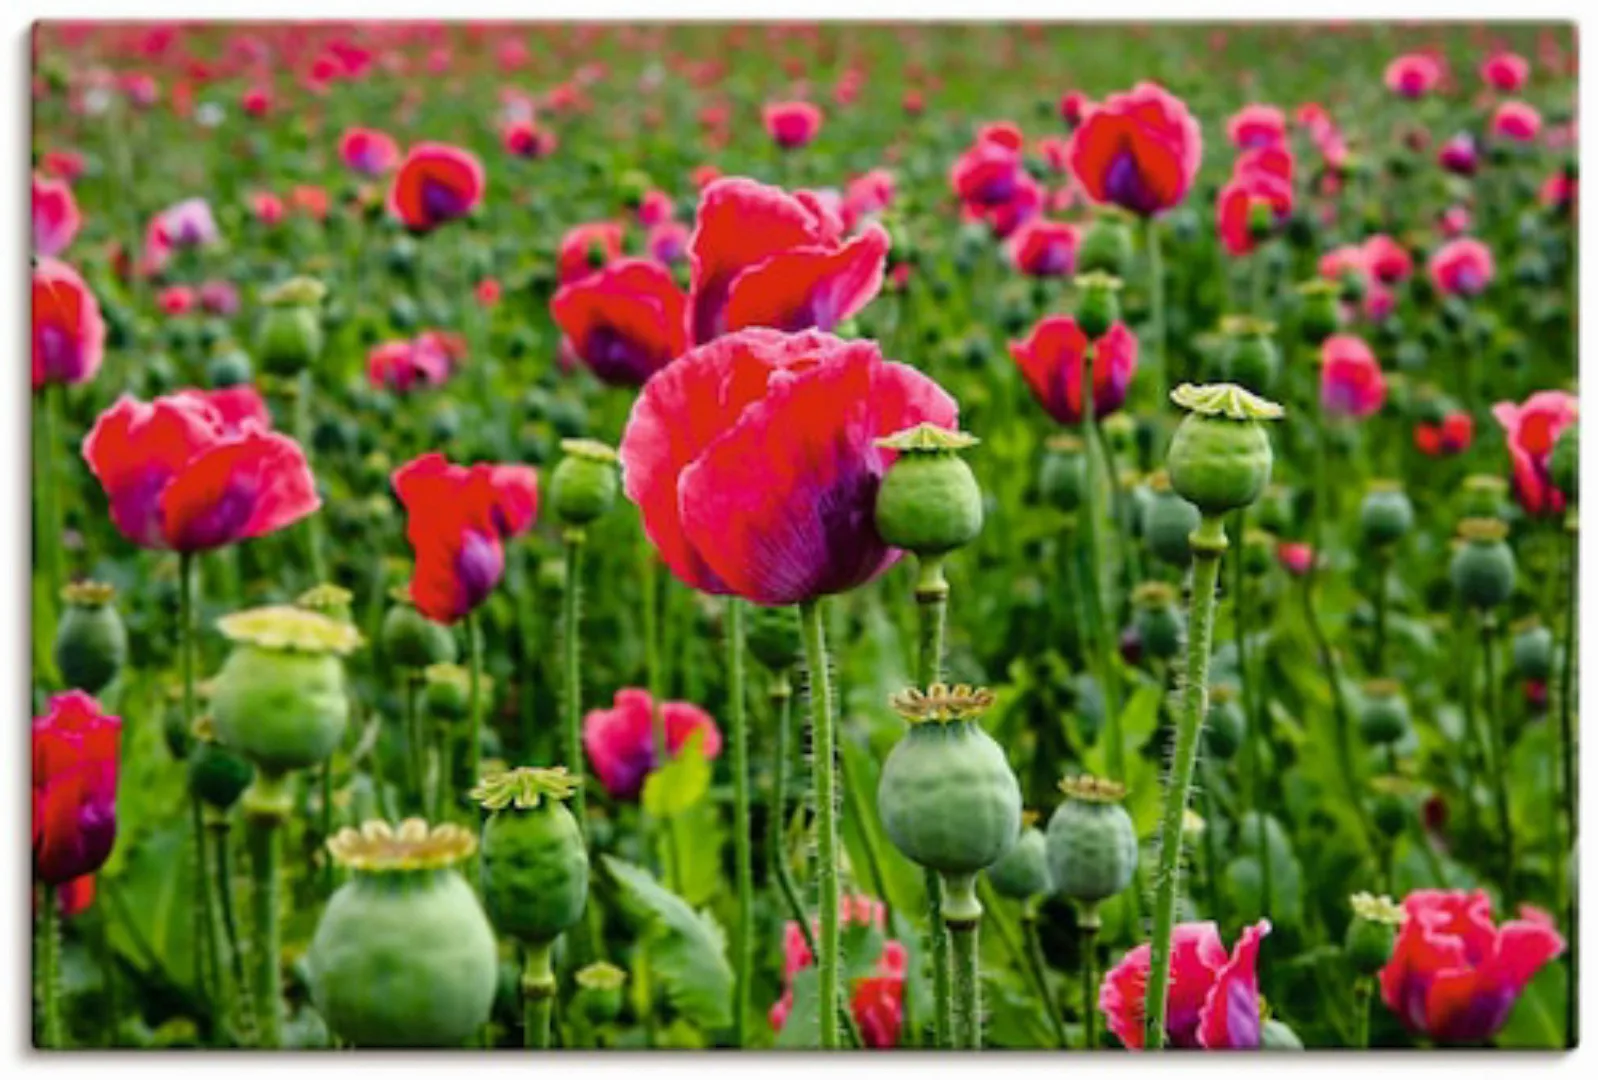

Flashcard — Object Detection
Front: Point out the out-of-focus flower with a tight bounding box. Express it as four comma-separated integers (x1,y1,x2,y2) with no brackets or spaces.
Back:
647,220,690,265
551,258,689,387
637,189,675,228
388,142,485,234
40,150,86,184
32,257,105,392
339,126,399,177
158,284,196,316
1439,133,1480,177
502,118,557,159
249,191,286,226
1321,333,1386,418
1011,316,1139,426
1099,920,1271,1049
33,691,122,892
197,279,240,316
770,894,906,1048
1216,164,1293,256
763,100,823,149
582,688,722,800
1226,103,1287,149
1008,218,1079,276
33,173,80,256
1363,234,1414,284
475,278,501,307
1415,411,1475,457
1481,52,1530,92
1429,238,1494,297
240,84,271,117
1277,541,1315,576
1490,101,1543,143
367,339,449,394
1069,82,1202,217
1386,53,1443,98
557,221,625,285
1493,390,1579,516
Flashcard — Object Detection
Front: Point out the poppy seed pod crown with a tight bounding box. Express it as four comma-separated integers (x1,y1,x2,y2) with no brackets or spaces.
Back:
551,438,619,528
873,423,984,562
1165,383,1284,517
473,767,590,945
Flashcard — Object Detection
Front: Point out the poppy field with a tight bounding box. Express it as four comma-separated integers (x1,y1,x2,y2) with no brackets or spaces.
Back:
29,19,1581,1053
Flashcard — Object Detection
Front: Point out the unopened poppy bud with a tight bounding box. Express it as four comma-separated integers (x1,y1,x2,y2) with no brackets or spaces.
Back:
1205,683,1246,760
1045,775,1137,905
873,425,984,558
1076,212,1135,277
745,603,802,672
207,349,253,387
987,823,1051,901
1073,271,1123,340
381,589,459,669
1345,892,1405,975
1450,518,1516,610
1460,474,1509,519
54,581,128,695
1039,434,1088,514
1511,617,1555,681
210,605,362,776
1219,315,1280,395
256,276,326,376
1141,471,1202,568
188,715,255,811
1296,279,1341,343
1131,582,1183,661
1369,775,1415,838
550,438,619,528
473,767,590,945
1357,679,1411,746
1358,481,1415,548
1549,423,1578,503
573,962,627,1024
423,663,475,721
1166,383,1284,516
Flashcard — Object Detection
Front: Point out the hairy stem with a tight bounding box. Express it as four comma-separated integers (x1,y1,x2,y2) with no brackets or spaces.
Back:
37,885,64,1048
244,775,290,1049
726,599,752,1046
943,873,983,1049
1022,906,1069,1048
1556,516,1579,1046
914,556,955,1048
1080,908,1100,1050
562,531,588,833
799,598,841,1050
1480,612,1515,904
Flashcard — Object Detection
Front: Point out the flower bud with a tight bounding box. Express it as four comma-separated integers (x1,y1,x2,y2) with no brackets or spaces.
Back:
381,589,458,669
987,823,1051,901
210,606,362,776
1357,679,1411,746
256,276,326,376
1039,434,1088,514
54,581,128,695
1345,891,1405,976
1076,213,1134,277
1358,481,1415,548
1045,775,1138,905
1549,423,1578,503
1296,279,1342,343
745,603,802,672
1242,527,1276,576
473,767,590,945
1165,383,1284,516
1205,683,1246,760
1449,518,1516,610
1131,582,1183,661
1511,618,1555,681
874,425,984,557
1073,272,1123,341
1141,471,1202,568
550,438,619,528
1218,315,1280,396
573,962,627,1025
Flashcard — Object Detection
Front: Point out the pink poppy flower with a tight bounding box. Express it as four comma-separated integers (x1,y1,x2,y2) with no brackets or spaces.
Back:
1099,919,1271,1049
1069,82,1203,218
1386,53,1443,98
582,688,722,800
1489,101,1543,143
1429,238,1494,297
551,258,689,387
1320,334,1386,418
1492,390,1579,516
1226,103,1287,150
33,173,80,257
1011,316,1139,425
32,258,105,391
763,100,823,150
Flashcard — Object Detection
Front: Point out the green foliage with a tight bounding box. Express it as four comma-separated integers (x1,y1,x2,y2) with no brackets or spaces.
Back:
602,856,734,1032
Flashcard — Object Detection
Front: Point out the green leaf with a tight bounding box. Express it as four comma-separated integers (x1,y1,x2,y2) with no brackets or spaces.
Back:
773,968,820,1049
102,818,198,992
1083,682,1162,778
839,736,926,916
642,730,711,819
602,854,733,1031
1494,958,1568,1049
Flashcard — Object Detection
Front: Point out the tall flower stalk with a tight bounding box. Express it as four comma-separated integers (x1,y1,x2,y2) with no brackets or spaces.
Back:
725,597,752,1045
798,598,841,1050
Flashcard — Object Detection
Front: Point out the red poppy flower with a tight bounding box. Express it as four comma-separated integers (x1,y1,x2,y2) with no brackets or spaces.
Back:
291,185,330,221
476,278,501,307
241,84,271,117
637,189,675,228
647,220,690,265
177,386,272,435
686,177,890,344
388,142,486,234
392,452,537,624
339,126,399,176
1319,244,1371,287
1386,53,1443,98
1215,166,1293,256
502,119,557,160
32,258,105,392
33,691,122,889
1236,144,1295,185
1493,390,1579,516
1226,103,1287,150
1099,920,1271,1049
158,284,195,316
1481,52,1530,92
771,896,906,1048
1068,82,1202,218
1320,334,1386,419
1429,238,1494,297
844,168,896,225
56,875,97,918
551,258,689,387
1362,234,1414,284
763,100,823,149
1439,204,1473,237
557,221,625,285
1380,889,1564,1044
33,173,80,257
40,150,85,184
950,123,1026,209
1059,90,1090,127
619,328,957,605
1010,316,1139,426
902,89,926,116
1539,171,1576,214
1008,218,1079,277
1415,411,1475,457
581,687,722,801
1490,101,1543,143
1277,541,1315,576
367,339,449,394
82,392,319,553
249,191,285,227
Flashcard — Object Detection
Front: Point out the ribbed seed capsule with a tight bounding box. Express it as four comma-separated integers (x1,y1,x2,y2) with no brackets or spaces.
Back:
1044,775,1138,905
1165,383,1283,515
1449,517,1516,610
54,581,128,695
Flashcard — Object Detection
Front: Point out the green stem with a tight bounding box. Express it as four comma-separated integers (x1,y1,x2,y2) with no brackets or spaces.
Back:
244,775,291,1049
1372,550,1390,672
1144,515,1226,1049
1354,977,1372,1049
1022,908,1069,1048
37,382,64,629
1094,421,1141,596
562,531,588,833
799,598,841,1050
913,556,955,1048
1144,217,1168,402
943,873,982,1050
214,821,256,1046
404,673,422,811
1556,516,1579,1046
202,817,238,1045
1480,612,1514,904
320,763,334,897
467,611,484,814
522,940,555,1049
1079,380,1124,781
37,885,64,1048
295,369,327,584
1301,574,1376,856
726,599,752,1046
179,553,222,1022
1080,908,1100,1050
1234,512,1274,916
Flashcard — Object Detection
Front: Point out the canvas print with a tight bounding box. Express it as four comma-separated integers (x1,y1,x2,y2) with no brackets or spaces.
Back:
29,19,1578,1052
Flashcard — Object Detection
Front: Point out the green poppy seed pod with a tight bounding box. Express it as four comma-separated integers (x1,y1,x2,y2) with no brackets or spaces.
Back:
550,438,619,528
1254,483,1296,535
54,581,128,695
256,276,326,377
1549,423,1578,503
187,716,255,811
1261,1018,1305,1050
210,606,361,776
1142,471,1202,568
873,425,984,557
381,591,458,669
207,349,253,387
1219,316,1280,396
1205,683,1246,760
473,767,590,945
1345,892,1404,976
163,685,194,760
1459,475,1510,520
423,663,475,721
1077,213,1135,276
1131,582,1184,661
1242,527,1276,576
573,962,627,1025
297,583,355,624
1039,434,1089,514
1045,775,1138,905
1450,518,1517,610
745,603,802,672
1073,271,1123,340
1296,279,1341,344
1165,384,1284,515
1358,481,1415,548
307,820,497,1047
1357,680,1411,746
987,824,1052,900
877,685,1022,877
1511,618,1555,681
